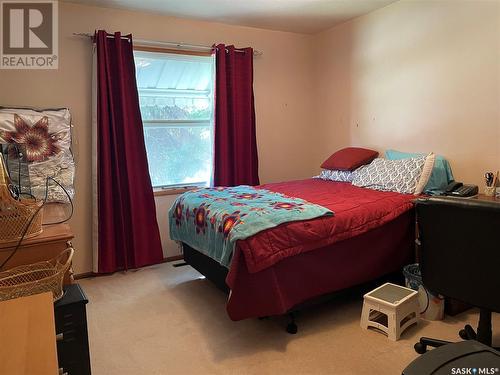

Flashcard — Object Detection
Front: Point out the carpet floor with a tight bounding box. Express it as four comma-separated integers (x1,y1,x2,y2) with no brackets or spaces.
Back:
79,262,500,375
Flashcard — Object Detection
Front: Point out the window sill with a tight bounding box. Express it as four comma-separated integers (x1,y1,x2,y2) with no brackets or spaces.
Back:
153,186,201,197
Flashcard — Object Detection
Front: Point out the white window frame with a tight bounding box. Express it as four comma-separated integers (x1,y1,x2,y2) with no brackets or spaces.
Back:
134,49,215,190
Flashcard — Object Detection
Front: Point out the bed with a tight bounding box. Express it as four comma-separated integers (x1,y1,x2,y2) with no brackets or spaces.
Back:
174,178,416,329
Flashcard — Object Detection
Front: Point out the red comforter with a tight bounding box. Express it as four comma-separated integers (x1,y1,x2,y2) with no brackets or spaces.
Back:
236,179,416,273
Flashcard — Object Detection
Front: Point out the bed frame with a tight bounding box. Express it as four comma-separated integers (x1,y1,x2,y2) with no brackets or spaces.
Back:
183,243,230,294
182,241,408,334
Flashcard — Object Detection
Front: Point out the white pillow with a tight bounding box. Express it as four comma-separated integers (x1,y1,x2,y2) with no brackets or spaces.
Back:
315,169,354,182
414,153,435,195
352,156,426,194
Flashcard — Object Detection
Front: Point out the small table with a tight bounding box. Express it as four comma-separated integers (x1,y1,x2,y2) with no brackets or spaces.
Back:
361,282,419,341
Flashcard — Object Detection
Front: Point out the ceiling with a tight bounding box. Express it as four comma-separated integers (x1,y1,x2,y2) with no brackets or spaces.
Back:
68,0,397,34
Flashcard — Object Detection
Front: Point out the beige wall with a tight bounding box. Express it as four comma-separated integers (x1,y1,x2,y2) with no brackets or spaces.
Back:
1,0,499,274
0,2,317,273
314,0,500,186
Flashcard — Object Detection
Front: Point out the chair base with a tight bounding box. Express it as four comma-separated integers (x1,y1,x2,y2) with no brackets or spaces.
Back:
414,337,452,354
414,308,499,354
404,340,500,375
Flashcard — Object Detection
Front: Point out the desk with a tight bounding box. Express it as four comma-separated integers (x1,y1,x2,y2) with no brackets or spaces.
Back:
474,193,500,202
416,194,499,316
0,203,74,283
0,292,59,375
446,194,498,315
437,193,499,202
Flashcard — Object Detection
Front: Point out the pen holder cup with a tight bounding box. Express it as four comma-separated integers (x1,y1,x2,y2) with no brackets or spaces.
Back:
484,186,495,197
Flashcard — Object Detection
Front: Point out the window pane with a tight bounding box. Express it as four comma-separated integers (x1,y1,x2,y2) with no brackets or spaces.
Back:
143,126,212,188
134,50,215,187
135,52,214,121
138,95,211,121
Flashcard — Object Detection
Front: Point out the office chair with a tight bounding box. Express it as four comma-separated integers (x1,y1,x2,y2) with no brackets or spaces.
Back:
413,197,500,354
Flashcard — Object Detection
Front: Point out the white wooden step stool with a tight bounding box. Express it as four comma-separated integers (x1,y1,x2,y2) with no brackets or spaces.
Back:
360,282,419,341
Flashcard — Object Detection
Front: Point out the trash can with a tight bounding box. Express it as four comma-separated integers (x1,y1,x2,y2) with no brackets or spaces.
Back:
403,263,444,321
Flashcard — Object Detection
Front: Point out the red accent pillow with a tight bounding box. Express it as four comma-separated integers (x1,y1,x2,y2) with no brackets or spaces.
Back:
321,147,379,171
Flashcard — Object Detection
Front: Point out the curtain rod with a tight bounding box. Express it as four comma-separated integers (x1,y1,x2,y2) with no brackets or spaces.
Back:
72,32,263,56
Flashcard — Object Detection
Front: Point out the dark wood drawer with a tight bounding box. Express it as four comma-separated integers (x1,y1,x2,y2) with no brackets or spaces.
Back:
54,284,91,375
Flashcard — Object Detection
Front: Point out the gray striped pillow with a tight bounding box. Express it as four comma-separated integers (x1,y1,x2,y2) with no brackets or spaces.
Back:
315,169,354,182
352,157,426,194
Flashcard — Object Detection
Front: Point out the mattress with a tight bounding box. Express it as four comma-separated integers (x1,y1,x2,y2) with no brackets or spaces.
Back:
237,179,416,273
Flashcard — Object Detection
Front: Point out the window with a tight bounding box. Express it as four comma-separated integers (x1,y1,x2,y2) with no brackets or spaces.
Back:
134,50,215,188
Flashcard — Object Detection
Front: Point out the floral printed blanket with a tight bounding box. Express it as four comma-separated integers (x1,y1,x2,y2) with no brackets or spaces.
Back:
169,185,333,268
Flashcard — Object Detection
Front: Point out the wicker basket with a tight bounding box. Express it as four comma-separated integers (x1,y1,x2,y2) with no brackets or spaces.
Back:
0,155,43,243
0,247,74,302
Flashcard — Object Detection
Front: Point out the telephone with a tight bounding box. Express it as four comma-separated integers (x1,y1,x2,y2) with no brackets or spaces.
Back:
444,181,478,197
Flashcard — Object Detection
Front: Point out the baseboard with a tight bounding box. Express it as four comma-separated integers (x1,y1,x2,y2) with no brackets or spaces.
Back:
164,254,183,262
74,272,95,280
73,255,184,279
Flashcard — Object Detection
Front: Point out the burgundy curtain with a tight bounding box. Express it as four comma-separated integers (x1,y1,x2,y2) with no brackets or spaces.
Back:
95,30,163,273
213,44,259,186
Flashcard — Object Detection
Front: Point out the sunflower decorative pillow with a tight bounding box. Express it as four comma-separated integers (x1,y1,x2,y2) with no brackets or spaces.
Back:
0,107,75,202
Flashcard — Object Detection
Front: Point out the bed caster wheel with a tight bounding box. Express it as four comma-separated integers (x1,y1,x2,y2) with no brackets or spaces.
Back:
414,342,427,354
286,322,298,334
